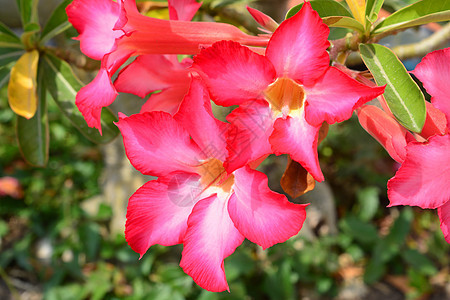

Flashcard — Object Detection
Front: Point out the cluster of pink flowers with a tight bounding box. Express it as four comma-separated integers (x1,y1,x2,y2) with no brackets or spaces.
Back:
67,0,448,292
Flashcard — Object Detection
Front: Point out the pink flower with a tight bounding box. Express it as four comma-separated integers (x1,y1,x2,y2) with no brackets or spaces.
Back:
116,77,307,292
67,0,269,133
192,2,385,181
358,48,450,243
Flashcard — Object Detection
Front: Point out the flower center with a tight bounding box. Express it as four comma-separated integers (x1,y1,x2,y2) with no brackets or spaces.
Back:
264,77,306,116
196,158,234,193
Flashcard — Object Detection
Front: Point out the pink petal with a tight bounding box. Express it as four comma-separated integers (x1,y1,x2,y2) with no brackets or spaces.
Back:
265,2,330,86
414,48,450,124
387,134,450,209
419,101,448,140
225,99,274,172
304,67,386,126
76,68,117,133
168,0,202,21
66,0,124,60
174,77,229,161
193,41,276,106
180,195,245,292
270,115,323,182
140,86,189,115
229,166,307,249
438,200,450,244
357,105,408,163
114,54,191,98
113,0,128,31
115,111,204,177
120,11,268,55
103,46,135,75
125,173,202,257
76,49,133,132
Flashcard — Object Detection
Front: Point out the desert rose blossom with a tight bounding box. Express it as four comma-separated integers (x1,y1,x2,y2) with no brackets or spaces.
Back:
66,0,269,132
116,77,308,292
193,2,385,182
358,48,450,243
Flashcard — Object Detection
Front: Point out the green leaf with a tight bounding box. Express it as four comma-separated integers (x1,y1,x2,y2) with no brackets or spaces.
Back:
16,59,49,167
365,0,384,24
0,34,24,49
402,249,437,276
364,259,386,284
0,48,25,68
23,22,40,33
359,43,426,132
0,21,23,48
0,63,14,90
356,187,379,221
0,21,20,40
370,207,414,264
40,0,73,45
286,0,353,19
322,16,366,33
16,0,39,28
373,0,450,35
339,216,378,244
385,206,413,243
41,53,119,144
79,223,101,261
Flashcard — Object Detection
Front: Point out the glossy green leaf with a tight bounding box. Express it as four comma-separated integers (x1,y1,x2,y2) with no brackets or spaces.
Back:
322,16,365,32
42,53,119,144
16,0,39,27
16,59,49,167
0,48,24,68
0,34,24,49
373,0,450,35
0,21,20,39
286,0,353,19
0,21,22,48
40,0,73,45
365,0,384,24
359,43,425,132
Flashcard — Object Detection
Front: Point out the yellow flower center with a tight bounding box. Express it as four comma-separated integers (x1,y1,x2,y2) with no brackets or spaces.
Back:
264,77,306,117
196,158,234,194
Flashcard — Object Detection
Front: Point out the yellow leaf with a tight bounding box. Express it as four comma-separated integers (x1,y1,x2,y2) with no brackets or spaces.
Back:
345,0,366,25
8,50,39,119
